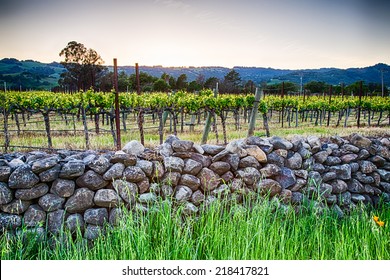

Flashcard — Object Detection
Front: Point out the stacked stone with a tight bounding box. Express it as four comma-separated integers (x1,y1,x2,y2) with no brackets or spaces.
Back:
1,134,389,240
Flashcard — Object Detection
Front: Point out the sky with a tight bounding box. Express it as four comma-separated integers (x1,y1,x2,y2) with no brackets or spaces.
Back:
0,0,389,69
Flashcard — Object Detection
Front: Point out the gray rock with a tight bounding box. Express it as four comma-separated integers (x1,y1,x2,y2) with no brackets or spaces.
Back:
47,209,65,234
337,191,352,207
65,188,95,213
230,178,244,192
38,194,65,212
24,205,46,227
201,144,224,155
84,208,108,226
326,195,338,205
88,156,110,174
308,171,322,187
136,160,154,177
76,170,108,190
161,185,174,199
349,162,360,173
279,188,292,203
239,156,261,169
285,152,303,170
211,184,230,197
139,192,158,204
238,167,261,186
351,194,366,203
369,155,386,167
275,167,296,189
66,213,85,233
109,208,123,226
325,156,342,166
256,179,282,197
123,166,146,183
164,156,184,173
269,136,293,150
165,134,180,144
110,151,137,166
260,164,281,178
15,183,49,200
357,149,370,160
39,164,61,182
354,172,374,184
330,164,352,180
380,182,390,193
340,154,358,163
8,164,39,189
59,160,85,179
0,166,11,182
0,182,13,205
307,135,321,148
51,179,74,198
359,160,377,174
102,163,125,181
330,179,348,194
350,134,371,149
31,156,59,173
191,190,205,206
182,202,198,215
274,149,288,158
291,192,304,205
172,140,194,152
312,163,326,173
0,213,22,230
190,153,211,167
322,172,337,182
175,185,193,202
84,225,103,240
179,174,201,191
0,199,31,214
212,149,230,162
162,172,181,187
226,140,247,157
8,159,24,169
342,144,360,154
158,143,174,157
222,153,240,171
193,144,204,154
113,179,137,205
197,168,221,192
94,189,122,208
209,161,231,175
137,178,150,194
152,161,165,180
267,152,284,167
377,169,390,181
294,169,308,179
298,147,312,159
289,178,307,192
122,140,145,156
183,159,203,175
313,151,329,164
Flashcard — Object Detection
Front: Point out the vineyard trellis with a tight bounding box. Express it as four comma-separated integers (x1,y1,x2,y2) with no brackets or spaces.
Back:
1,89,389,151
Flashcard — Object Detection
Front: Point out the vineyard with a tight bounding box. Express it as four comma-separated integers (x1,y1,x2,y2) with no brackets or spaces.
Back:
1,90,390,151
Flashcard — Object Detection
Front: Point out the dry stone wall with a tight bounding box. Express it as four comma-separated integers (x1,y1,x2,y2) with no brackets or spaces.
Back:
1,134,390,240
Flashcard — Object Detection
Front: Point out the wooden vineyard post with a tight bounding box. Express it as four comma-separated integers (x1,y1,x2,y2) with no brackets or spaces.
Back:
281,82,285,128
201,83,218,144
357,81,362,128
136,63,145,145
327,85,332,127
247,87,262,137
80,92,90,150
2,91,9,152
113,58,121,150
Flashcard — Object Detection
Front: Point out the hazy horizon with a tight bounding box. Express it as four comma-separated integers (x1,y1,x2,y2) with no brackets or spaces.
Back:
1,0,389,69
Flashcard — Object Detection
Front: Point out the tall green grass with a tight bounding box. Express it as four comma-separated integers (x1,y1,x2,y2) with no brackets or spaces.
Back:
1,197,389,260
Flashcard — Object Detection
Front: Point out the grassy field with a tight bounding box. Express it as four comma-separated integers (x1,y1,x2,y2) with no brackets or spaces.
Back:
1,110,389,151
1,197,389,260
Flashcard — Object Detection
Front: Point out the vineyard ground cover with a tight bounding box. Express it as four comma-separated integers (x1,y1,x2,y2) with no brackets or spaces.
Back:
1,109,389,151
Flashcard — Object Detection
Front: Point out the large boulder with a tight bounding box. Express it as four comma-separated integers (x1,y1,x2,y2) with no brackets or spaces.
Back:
122,140,145,156
65,188,95,213
94,189,122,208
76,170,108,190
197,168,220,192
8,164,39,189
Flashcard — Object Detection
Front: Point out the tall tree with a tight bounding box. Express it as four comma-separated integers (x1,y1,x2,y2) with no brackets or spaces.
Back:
176,74,188,90
59,41,105,91
221,69,242,93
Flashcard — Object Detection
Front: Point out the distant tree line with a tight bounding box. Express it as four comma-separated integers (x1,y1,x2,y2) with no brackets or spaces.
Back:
55,41,387,96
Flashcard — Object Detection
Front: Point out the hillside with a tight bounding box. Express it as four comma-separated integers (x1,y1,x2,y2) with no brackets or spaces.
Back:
0,58,389,90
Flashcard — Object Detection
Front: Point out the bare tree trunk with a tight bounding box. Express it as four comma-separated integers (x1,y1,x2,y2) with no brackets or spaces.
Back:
42,111,52,149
